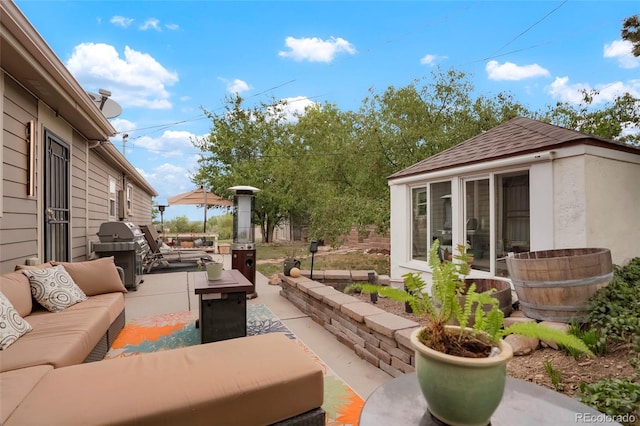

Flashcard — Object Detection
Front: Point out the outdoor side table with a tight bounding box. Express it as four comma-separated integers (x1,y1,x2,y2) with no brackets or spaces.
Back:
193,269,253,344
359,372,621,425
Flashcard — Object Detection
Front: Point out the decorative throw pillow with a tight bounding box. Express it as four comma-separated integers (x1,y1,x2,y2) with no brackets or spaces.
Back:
0,291,32,350
22,265,88,312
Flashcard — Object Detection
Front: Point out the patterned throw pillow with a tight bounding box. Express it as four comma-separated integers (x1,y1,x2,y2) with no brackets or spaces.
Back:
22,265,88,312
0,291,33,350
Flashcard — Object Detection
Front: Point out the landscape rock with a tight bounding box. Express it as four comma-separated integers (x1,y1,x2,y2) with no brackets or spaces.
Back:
268,274,282,286
539,321,570,349
504,334,539,356
503,310,536,328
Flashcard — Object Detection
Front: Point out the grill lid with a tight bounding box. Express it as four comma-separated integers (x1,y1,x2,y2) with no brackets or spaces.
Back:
97,221,143,242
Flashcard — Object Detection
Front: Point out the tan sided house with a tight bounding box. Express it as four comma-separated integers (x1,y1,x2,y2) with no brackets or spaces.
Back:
388,117,640,283
1,1,158,274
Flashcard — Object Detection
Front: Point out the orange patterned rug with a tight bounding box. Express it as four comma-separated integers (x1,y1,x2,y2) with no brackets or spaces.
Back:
105,304,364,425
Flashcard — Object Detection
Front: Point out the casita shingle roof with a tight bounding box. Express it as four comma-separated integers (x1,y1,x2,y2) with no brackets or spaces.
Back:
389,116,640,180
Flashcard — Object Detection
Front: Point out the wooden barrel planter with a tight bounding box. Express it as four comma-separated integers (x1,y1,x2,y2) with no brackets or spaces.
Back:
449,279,513,326
506,248,613,322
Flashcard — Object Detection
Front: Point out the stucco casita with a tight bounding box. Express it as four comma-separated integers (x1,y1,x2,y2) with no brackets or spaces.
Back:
388,117,640,285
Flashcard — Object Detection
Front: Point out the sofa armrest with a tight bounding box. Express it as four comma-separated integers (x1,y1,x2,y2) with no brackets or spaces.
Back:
115,266,125,287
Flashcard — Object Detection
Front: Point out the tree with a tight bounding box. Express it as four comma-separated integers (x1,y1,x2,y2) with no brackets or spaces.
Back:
540,91,640,146
193,95,300,243
622,15,640,57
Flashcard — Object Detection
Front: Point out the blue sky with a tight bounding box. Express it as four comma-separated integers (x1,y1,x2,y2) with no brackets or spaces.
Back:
14,1,640,221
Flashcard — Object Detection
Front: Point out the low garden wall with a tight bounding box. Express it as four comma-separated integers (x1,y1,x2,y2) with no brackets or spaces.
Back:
279,274,420,377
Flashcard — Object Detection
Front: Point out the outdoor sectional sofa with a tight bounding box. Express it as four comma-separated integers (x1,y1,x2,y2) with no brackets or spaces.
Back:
0,258,325,425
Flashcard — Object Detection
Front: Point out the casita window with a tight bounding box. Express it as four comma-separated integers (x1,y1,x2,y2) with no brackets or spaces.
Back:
410,170,530,276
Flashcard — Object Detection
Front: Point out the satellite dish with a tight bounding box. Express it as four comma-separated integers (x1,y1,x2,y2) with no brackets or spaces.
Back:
87,90,122,119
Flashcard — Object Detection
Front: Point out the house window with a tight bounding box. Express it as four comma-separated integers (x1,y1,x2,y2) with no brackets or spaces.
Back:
108,176,117,218
495,171,530,276
411,188,427,260
464,179,490,272
430,182,452,259
411,181,451,262
126,184,133,216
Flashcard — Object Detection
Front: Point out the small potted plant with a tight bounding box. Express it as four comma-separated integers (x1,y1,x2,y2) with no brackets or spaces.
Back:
282,247,302,276
347,240,592,426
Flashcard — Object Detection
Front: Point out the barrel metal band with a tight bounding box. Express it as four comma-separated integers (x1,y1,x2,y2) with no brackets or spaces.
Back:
511,272,613,288
517,300,589,311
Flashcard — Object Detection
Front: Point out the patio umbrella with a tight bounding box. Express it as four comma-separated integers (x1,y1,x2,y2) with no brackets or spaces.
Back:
167,186,233,233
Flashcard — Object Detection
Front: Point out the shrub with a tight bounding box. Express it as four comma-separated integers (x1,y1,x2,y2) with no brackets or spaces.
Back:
587,257,640,352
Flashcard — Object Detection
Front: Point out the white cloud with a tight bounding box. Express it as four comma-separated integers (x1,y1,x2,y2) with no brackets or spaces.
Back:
110,118,136,134
66,43,178,110
278,36,356,63
546,76,640,105
280,96,316,122
486,60,550,81
165,23,180,31
133,130,200,158
138,162,194,205
420,54,446,66
218,78,251,94
604,39,640,69
110,16,134,28
140,18,161,31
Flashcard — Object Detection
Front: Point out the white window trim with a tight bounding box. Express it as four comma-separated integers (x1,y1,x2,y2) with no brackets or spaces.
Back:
126,183,133,216
108,175,117,219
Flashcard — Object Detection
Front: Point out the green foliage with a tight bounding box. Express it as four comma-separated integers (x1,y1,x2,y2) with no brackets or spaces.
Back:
346,240,592,357
540,91,640,146
162,216,201,233
566,323,607,358
587,258,640,352
579,378,640,422
502,322,592,356
544,360,563,391
622,15,640,57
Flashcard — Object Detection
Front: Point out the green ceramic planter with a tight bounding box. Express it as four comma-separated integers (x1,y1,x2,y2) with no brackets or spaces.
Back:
410,326,514,426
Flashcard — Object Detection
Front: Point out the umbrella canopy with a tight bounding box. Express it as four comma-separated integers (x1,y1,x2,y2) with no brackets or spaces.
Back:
167,186,232,233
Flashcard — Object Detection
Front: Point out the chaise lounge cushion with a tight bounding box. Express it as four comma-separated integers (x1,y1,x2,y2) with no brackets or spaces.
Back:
53,257,127,296
6,333,324,426
0,306,111,372
0,365,53,425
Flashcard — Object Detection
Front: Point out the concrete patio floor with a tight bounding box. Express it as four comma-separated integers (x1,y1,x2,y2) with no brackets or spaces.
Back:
124,254,392,399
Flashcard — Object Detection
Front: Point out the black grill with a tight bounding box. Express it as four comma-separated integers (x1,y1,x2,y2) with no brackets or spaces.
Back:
95,221,148,290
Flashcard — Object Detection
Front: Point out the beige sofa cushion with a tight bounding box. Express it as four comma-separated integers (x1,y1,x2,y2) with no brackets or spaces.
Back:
61,292,125,325
0,307,110,372
14,262,53,271
53,257,127,296
0,272,32,317
6,333,324,426
0,365,53,425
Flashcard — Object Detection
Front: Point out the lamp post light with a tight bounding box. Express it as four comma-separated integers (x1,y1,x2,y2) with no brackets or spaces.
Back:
309,240,319,280
157,205,166,234
228,185,260,299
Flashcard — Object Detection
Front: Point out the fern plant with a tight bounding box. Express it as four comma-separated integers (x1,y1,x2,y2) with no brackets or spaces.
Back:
347,239,593,357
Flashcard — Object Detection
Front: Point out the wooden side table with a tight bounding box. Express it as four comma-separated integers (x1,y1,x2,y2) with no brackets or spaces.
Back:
193,269,254,344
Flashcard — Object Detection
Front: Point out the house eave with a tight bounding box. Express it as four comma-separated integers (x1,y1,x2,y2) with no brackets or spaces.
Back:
1,1,115,141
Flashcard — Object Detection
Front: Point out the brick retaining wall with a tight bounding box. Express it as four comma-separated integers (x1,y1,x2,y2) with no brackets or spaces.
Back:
343,225,390,251
279,274,420,378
